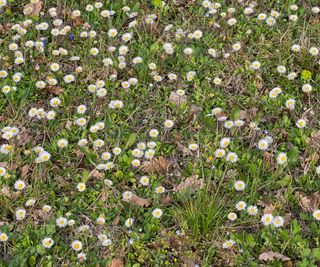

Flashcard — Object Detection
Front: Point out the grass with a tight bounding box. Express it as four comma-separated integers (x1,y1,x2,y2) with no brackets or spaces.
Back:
0,0,320,266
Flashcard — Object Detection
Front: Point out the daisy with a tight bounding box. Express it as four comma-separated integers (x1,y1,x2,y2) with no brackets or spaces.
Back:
272,216,284,227
188,143,199,151
313,210,320,221
56,217,68,228
222,240,235,249
155,186,165,194
236,201,246,211
112,147,122,155
277,65,286,74
309,47,319,56
234,180,246,191
261,213,273,226
296,119,306,128
152,208,163,218
227,212,237,221
77,183,86,192
232,42,241,51
16,208,26,220
57,139,68,148
302,84,312,93
220,137,230,148
42,205,52,212
276,152,287,165
125,218,134,228
63,74,75,83
139,176,149,186
258,139,269,150
0,167,7,176
250,61,261,70
164,120,174,129
122,191,133,200
285,99,295,110
25,199,36,207
214,149,226,158
0,231,8,242
149,129,159,138
108,28,118,37
131,159,140,167
42,238,54,248
96,216,105,225
145,149,155,159
71,240,83,251
226,152,238,163
38,151,51,162
77,252,87,261
247,205,258,216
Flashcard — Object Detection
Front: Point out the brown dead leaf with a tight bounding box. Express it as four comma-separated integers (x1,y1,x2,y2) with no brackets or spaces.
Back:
31,209,51,223
259,251,290,262
111,214,120,226
46,86,64,95
142,156,169,174
296,192,319,212
169,91,187,107
240,107,258,120
54,176,69,188
306,130,320,150
160,195,172,205
0,162,7,167
108,259,124,267
174,175,204,192
100,188,109,202
124,194,152,207
0,115,6,122
17,128,32,147
24,1,43,16
257,200,275,214
83,22,91,30
89,169,104,179
176,142,193,156
20,165,30,178
264,152,275,166
1,186,21,199
284,213,292,227
0,23,11,34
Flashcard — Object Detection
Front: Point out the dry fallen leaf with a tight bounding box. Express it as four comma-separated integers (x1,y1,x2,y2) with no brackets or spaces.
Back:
174,175,204,192
176,142,193,156
46,86,64,95
108,258,124,267
31,209,51,223
123,194,152,207
257,200,275,214
54,176,69,188
306,130,320,151
259,251,290,262
142,156,169,174
296,192,319,212
111,214,120,226
160,195,172,205
0,115,6,122
0,23,11,34
0,162,7,167
24,1,43,16
1,186,21,199
169,91,187,107
20,165,30,178
89,169,104,179
100,188,109,202
17,128,33,147
130,195,152,207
